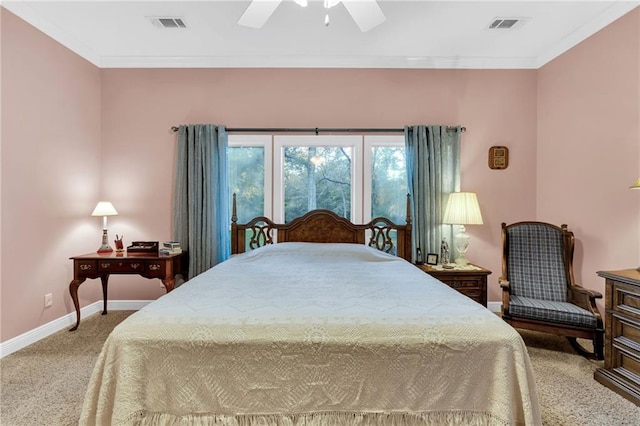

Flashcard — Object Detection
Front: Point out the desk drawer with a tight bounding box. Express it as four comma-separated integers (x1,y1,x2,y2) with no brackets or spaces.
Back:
98,260,143,273
145,261,166,278
76,260,98,278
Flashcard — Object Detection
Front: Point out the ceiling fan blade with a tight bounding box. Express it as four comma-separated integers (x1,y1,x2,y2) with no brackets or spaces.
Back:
238,0,283,29
342,0,386,32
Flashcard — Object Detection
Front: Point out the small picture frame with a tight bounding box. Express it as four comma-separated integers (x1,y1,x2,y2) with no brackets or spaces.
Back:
426,253,439,265
489,146,509,170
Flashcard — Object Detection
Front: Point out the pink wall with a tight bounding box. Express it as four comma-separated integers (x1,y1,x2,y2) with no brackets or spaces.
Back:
2,5,637,344
99,68,537,301
1,9,102,341
538,7,640,308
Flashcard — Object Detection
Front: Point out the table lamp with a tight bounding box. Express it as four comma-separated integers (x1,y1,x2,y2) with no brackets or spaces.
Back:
443,192,483,265
91,201,118,253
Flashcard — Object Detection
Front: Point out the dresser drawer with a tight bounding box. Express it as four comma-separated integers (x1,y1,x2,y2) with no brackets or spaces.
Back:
611,315,640,387
417,264,490,307
612,282,640,321
98,260,144,273
440,277,482,290
456,288,482,300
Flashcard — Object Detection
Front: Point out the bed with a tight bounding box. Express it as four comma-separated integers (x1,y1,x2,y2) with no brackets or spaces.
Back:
80,201,541,425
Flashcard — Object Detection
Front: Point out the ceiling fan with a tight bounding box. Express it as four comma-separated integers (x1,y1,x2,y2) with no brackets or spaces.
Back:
238,0,386,32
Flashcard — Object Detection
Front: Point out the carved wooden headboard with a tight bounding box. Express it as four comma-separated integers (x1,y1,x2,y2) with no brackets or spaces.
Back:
231,194,413,262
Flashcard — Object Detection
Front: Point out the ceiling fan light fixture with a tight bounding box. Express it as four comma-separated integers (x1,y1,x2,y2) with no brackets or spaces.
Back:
324,0,341,9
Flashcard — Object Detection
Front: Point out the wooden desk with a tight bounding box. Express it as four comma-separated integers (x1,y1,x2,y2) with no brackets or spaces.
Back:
68,251,183,331
595,269,640,405
416,263,491,307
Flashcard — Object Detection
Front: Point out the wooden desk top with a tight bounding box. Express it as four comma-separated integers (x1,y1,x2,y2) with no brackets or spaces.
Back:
70,251,182,260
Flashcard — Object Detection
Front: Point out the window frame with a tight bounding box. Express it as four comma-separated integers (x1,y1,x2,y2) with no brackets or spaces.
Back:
228,134,405,224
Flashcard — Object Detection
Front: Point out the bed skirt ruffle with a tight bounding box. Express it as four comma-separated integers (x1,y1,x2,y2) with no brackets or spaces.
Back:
133,411,512,426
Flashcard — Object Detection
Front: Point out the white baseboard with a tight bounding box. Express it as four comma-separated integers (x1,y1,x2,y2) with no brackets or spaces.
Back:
0,300,151,358
487,301,501,313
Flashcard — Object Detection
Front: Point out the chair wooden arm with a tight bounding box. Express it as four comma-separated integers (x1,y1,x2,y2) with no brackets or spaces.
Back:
569,285,603,318
499,277,510,316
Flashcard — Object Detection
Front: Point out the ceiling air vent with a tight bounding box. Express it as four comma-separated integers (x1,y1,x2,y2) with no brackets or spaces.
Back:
148,17,187,29
487,17,528,30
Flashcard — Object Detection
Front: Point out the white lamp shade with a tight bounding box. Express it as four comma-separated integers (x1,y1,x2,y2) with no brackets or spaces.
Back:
443,192,483,225
91,201,118,217
630,178,640,189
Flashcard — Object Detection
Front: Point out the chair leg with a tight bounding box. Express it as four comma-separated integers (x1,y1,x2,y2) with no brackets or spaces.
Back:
567,336,603,360
594,329,604,361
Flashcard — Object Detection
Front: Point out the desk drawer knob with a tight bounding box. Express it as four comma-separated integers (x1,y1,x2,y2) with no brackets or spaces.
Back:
80,264,92,271
149,264,161,271
101,263,110,269
131,263,140,270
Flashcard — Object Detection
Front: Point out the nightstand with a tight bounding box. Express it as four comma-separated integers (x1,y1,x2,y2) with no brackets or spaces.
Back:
416,263,491,307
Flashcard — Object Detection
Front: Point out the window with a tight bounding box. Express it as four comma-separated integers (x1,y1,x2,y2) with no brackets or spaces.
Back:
228,136,272,223
229,134,406,224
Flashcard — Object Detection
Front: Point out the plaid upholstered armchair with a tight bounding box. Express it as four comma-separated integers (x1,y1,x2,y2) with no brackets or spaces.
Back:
500,222,604,360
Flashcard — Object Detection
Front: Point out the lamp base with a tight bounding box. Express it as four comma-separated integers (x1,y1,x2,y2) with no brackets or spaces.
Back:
97,229,113,253
453,224,471,266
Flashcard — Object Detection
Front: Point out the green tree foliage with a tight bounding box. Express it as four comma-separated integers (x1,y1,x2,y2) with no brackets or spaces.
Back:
229,143,407,229
229,146,264,223
284,146,352,222
371,146,407,224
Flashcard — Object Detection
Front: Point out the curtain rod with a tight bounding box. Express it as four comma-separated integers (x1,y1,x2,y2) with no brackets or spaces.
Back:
170,126,466,134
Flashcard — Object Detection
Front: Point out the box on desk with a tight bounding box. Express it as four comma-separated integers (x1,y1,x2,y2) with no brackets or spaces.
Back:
127,241,159,253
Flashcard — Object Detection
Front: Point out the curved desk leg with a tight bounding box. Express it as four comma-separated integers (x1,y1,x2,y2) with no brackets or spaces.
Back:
161,276,176,293
101,275,109,315
69,278,87,331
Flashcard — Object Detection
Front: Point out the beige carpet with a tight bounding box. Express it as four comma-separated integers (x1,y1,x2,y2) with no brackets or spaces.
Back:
1,311,640,425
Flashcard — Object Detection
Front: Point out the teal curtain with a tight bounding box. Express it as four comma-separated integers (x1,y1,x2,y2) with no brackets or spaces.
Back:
173,124,230,279
405,125,461,263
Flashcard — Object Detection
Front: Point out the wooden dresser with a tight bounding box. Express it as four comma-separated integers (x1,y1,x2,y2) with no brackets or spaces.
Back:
416,264,490,307
595,269,640,405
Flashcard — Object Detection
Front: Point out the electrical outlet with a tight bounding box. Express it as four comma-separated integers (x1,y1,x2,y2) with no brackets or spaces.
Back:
44,293,53,308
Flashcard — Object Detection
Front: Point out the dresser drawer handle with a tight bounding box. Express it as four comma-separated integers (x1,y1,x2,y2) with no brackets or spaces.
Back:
101,263,111,269
131,263,140,270
149,264,161,271
80,264,92,271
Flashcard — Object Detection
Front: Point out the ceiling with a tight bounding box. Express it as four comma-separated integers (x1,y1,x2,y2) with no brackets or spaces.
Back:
3,0,639,69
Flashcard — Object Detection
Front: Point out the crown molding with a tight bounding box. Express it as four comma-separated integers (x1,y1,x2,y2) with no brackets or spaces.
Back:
2,1,103,67
4,0,639,70
535,0,640,68
98,54,540,69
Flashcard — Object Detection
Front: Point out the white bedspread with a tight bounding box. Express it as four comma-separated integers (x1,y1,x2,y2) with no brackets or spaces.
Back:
81,243,540,425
